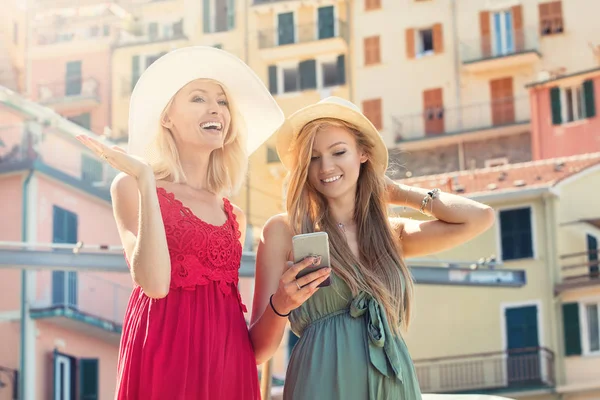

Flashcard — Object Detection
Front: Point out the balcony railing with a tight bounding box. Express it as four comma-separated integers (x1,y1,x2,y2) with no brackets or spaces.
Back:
460,27,540,64
38,77,100,105
556,249,600,293
414,347,555,394
258,20,348,49
31,269,131,329
392,96,530,143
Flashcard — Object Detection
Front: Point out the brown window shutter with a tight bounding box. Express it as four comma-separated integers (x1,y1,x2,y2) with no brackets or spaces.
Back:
551,1,564,33
479,11,491,58
423,88,444,135
364,36,380,65
406,28,415,59
363,99,383,130
373,36,381,64
490,77,515,125
433,23,443,54
374,99,382,130
365,0,372,10
364,37,372,65
512,5,524,51
539,3,549,35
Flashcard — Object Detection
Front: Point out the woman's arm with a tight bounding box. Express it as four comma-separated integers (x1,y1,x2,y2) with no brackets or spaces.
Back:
112,172,171,298
385,176,495,258
249,214,330,364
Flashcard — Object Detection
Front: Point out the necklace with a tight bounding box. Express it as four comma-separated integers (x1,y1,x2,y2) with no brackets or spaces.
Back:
337,222,345,232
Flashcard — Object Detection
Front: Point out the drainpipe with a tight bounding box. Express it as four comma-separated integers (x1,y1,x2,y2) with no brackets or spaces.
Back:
19,168,34,400
345,0,353,102
451,0,462,130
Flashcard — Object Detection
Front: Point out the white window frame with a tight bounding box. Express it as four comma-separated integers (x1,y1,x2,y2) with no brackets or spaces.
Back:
316,56,340,90
491,9,515,56
276,61,300,96
560,83,586,124
54,353,72,400
495,204,536,262
415,27,435,58
579,297,600,356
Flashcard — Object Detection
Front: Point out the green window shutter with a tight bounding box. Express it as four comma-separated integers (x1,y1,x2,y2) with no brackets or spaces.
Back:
66,61,82,96
277,12,294,45
131,55,140,91
299,59,317,90
68,113,91,130
79,358,99,400
550,87,562,125
563,302,582,356
268,65,278,94
203,0,211,33
583,79,596,118
318,6,335,39
81,154,103,183
227,0,235,30
336,54,346,85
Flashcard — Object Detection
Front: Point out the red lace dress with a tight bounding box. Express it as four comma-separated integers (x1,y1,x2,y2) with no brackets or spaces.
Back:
114,187,260,400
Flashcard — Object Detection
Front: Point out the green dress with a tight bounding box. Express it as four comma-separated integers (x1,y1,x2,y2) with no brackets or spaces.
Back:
284,273,423,400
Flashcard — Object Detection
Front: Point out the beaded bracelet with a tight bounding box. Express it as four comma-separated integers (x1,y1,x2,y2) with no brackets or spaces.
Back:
270,294,291,317
419,188,441,215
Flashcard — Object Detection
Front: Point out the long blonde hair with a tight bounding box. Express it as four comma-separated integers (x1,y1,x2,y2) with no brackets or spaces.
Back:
147,79,247,195
286,118,414,334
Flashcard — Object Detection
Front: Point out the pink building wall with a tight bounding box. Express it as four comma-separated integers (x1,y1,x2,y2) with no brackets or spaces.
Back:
30,50,112,135
531,75,600,160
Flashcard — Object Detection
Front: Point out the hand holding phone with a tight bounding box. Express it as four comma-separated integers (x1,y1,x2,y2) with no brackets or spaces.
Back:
292,232,332,288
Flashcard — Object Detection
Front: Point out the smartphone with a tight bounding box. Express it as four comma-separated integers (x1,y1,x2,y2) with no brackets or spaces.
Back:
292,232,332,288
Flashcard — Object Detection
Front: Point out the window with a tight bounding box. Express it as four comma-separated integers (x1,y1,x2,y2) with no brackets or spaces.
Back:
364,36,380,65
583,302,600,354
203,0,235,34
148,22,159,39
65,61,82,96
82,154,103,183
267,147,280,163
365,0,381,11
53,350,99,400
103,24,110,36
550,80,596,125
490,77,515,126
318,6,335,40
277,12,295,45
423,88,444,135
539,1,563,36
52,206,78,309
268,56,344,95
362,98,383,130
406,24,443,59
499,207,533,261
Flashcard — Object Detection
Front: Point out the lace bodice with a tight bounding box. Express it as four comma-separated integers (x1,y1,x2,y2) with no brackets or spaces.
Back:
157,187,246,310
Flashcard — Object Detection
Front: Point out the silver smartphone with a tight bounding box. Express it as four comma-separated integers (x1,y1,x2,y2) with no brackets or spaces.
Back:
292,232,332,287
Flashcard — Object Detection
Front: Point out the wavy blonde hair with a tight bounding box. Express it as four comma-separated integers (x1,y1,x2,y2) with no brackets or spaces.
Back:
147,79,247,195
286,118,414,334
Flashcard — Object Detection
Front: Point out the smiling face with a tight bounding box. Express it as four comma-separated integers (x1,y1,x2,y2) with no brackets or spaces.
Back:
162,79,231,153
307,124,368,201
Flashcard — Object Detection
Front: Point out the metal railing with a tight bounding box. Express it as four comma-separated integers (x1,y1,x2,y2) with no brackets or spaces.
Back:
392,96,530,142
258,19,348,49
30,269,131,326
37,77,100,104
460,27,540,64
414,347,555,394
556,249,600,293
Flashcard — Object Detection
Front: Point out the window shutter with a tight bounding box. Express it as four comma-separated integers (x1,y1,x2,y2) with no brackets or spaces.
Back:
562,303,582,356
512,5,524,51
227,0,235,30
131,55,140,91
433,23,443,54
318,6,335,40
203,0,211,33
268,65,278,94
299,59,317,90
583,79,596,118
405,29,415,59
336,54,346,85
550,87,562,125
479,11,491,58
79,358,99,400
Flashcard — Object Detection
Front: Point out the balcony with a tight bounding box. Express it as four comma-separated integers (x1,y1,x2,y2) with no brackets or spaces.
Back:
392,96,530,145
556,249,600,294
30,269,131,344
414,347,555,394
258,20,348,62
38,77,101,111
460,27,541,74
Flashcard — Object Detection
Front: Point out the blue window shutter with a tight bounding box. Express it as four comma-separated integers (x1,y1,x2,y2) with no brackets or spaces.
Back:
318,6,335,39
299,59,317,90
203,0,211,33
131,55,140,91
550,87,562,125
277,12,294,45
499,207,533,261
79,358,99,399
562,303,582,356
336,54,346,85
268,65,278,94
227,0,235,30
583,79,596,119
66,61,82,96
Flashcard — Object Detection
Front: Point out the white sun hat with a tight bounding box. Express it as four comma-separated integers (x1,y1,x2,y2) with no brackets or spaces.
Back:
127,46,284,162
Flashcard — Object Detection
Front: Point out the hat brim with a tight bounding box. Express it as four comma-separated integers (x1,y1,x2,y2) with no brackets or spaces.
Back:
127,46,284,160
275,103,388,175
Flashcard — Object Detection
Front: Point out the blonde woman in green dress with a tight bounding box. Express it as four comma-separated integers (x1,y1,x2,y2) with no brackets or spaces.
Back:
249,97,496,399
